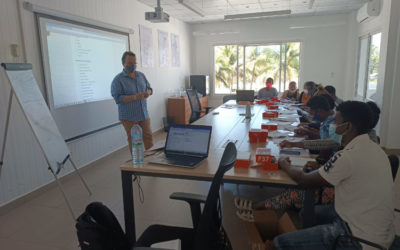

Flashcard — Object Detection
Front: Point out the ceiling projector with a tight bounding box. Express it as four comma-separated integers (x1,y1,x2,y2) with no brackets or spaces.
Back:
145,0,169,23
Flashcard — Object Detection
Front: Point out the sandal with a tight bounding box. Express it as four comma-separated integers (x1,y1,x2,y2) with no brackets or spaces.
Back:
236,210,254,222
234,197,253,211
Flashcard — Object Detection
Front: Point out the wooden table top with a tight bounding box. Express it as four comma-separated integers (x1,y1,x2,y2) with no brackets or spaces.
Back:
121,100,311,186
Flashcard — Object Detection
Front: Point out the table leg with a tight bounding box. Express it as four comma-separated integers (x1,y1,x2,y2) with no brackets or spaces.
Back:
121,170,135,247
302,188,316,228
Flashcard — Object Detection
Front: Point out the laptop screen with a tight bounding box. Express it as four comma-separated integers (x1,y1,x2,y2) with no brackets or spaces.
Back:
236,90,255,102
165,125,212,156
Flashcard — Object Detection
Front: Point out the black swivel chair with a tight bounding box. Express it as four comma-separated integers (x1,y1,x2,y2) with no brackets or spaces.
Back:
134,142,237,250
333,155,400,250
186,89,213,123
222,94,236,103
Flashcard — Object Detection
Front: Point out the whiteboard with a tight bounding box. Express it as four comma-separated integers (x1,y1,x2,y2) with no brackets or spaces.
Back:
2,63,70,173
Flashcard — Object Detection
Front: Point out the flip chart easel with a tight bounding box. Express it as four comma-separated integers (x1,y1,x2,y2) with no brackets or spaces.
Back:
0,63,91,220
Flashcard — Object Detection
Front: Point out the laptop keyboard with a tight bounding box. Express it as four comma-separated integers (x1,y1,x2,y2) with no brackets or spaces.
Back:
166,155,203,166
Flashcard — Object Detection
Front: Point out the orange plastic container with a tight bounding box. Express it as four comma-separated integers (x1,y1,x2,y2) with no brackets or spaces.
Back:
267,105,279,110
256,99,269,104
262,162,279,171
263,111,279,119
261,123,278,131
234,152,251,168
249,129,268,143
271,97,280,102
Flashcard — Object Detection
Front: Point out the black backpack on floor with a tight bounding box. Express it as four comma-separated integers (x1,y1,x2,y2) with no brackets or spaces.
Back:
76,202,130,250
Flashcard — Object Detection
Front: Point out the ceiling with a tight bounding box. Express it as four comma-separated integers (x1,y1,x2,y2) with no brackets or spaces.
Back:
138,0,366,23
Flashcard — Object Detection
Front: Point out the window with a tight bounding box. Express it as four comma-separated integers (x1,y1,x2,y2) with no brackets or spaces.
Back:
214,42,300,94
356,33,381,100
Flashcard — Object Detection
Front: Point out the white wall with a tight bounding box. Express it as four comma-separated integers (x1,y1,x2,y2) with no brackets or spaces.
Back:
191,14,352,106
348,0,400,148
0,0,192,206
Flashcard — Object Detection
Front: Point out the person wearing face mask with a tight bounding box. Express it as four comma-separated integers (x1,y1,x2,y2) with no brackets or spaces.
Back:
293,95,335,140
111,51,154,154
257,77,278,100
273,101,394,250
298,81,317,105
281,81,299,101
325,85,343,107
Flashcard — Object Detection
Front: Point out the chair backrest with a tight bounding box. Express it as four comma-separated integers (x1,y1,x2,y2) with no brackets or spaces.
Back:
222,94,236,104
186,89,202,123
389,155,399,181
193,142,237,250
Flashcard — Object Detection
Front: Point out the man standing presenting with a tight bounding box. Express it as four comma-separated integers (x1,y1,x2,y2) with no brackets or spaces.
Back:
111,51,153,153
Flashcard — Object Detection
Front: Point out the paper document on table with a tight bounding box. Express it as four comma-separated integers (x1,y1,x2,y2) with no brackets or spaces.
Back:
290,156,316,167
279,124,296,131
271,137,304,144
280,147,309,156
268,130,291,138
279,109,298,115
273,116,299,122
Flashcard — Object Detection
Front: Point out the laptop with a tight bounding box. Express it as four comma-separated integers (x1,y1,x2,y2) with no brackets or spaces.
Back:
236,90,255,102
149,125,212,168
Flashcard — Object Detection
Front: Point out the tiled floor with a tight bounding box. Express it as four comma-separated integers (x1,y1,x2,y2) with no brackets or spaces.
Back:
0,130,282,250
0,132,166,250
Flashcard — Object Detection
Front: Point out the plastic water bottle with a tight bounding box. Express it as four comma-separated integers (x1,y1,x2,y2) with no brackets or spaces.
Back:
131,124,144,164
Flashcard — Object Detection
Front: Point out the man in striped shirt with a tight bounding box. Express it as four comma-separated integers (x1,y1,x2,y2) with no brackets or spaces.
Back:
111,51,153,153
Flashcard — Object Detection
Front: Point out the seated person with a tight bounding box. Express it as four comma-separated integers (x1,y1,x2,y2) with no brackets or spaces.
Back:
282,95,340,150
274,101,395,249
366,101,381,144
298,81,317,105
235,102,387,224
294,95,336,140
281,81,300,101
325,85,343,107
258,77,278,99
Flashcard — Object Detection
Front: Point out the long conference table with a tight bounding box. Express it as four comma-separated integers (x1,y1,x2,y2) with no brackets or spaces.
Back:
120,100,316,247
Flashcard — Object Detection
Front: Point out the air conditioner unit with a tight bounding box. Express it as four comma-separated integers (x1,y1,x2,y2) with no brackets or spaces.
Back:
356,0,381,23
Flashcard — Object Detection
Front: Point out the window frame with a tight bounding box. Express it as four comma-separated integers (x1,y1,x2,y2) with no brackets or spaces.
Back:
212,40,302,95
355,31,382,101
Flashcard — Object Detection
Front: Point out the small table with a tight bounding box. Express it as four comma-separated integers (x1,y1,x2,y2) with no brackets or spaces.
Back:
167,95,209,124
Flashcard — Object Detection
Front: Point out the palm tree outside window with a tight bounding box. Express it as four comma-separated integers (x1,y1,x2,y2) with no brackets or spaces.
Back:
214,42,301,94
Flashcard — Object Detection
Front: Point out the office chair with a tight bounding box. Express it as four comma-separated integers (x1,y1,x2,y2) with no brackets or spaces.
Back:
222,94,236,103
133,142,237,250
333,155,400,250
186,89,213,123
389,155,399,181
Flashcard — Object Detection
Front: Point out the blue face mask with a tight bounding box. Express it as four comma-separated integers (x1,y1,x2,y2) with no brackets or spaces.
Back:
125,65,136,73
329,123,342,145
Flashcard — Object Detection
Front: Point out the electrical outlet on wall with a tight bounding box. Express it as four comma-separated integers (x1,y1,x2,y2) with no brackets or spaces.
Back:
10,44,20,58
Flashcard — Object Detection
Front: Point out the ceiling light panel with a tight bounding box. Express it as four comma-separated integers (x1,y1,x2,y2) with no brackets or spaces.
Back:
136,0,365,23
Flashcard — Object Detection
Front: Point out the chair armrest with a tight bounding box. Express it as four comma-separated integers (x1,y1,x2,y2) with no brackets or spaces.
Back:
203,106,213,114
170,192,207,204
170,192,206,229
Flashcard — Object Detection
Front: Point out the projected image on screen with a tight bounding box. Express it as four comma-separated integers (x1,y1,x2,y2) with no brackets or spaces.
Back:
44,21,128,108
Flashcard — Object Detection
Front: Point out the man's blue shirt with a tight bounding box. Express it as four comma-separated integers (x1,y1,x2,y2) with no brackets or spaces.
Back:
111,70,152,121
